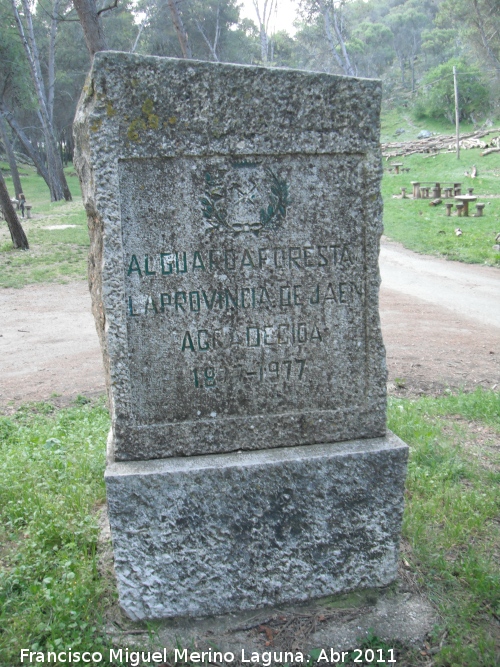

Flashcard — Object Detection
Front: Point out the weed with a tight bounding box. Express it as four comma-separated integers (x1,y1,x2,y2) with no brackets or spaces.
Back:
74,395,92,405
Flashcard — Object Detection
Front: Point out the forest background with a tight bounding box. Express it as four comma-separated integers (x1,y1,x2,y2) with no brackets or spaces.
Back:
1,0,500,202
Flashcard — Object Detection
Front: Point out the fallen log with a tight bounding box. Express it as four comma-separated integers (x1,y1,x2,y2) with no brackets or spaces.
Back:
481,147,500,156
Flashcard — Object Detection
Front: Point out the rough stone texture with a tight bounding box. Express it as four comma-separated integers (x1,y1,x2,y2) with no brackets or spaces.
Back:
105,431,408,620
148,590,436,654
74,52,386,461
76,54,406,622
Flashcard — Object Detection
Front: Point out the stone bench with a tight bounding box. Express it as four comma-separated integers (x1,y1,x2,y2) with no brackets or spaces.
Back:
445,202,454,216
456,203,464,216
475,203,485,217
25,205,32,219
411,182,445,199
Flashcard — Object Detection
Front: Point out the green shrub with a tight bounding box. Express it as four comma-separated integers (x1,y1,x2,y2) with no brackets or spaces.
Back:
414,58,490,123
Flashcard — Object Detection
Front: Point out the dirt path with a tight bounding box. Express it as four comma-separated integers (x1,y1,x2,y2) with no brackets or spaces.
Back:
380,239,500,329
380,239,500,395
1,242,498,411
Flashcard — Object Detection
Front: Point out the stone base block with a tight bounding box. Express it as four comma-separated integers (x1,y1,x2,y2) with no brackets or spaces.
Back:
105,432,408,621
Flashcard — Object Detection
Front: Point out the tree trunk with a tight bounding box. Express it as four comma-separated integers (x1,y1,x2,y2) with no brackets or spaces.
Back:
48,0,61,124
259,24,268,63
168,0,192,58
73,0,108,57
11,0,72,201
1,105,52,191
194,3,221,62
319,0,353,75
0,116,23,199
398,55,405,86
253,0,275,64
0,171,29,249
331,3,354,76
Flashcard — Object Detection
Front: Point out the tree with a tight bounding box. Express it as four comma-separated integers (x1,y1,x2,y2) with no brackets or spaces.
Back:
0,103,52,187
420,28,459,67
300,0,355,76
292,18,332,72
386,4,428,91
252,0,277,64
350,21,395,77
0,170,29,249
138,0,254,64
168,0,192,57
271,29,302,67
437,0,500,79
191,0,227,62
0,0,53,189
414,58,490,123
10,0,72,201
72,0,108,55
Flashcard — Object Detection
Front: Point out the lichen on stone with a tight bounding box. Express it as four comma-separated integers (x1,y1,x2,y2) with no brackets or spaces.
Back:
127,118,146,142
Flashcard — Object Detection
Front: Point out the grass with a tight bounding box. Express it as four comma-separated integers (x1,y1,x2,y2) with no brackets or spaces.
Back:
0,398,112,664
382,141,500,266
0,163,88,288
388,388,500,666
0,390,498,665
380,108,479,144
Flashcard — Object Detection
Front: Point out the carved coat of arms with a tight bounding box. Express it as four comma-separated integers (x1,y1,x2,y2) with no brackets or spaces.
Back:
200,164,290,235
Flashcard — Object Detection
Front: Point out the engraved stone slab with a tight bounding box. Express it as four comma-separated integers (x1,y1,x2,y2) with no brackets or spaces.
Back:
74,53,385,461
105,431,408,620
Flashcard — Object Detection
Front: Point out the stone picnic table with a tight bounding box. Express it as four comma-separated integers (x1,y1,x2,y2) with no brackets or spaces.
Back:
411,182,462,199
391,162,403,174
454,194,477,216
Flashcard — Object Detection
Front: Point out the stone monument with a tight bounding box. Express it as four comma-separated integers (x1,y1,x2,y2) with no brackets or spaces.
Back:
74,52,408,621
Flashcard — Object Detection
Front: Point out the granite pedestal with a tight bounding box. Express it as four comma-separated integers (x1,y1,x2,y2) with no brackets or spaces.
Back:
106,432,407,620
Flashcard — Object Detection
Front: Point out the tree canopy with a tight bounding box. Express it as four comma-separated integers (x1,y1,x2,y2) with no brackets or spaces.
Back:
0,0,499,187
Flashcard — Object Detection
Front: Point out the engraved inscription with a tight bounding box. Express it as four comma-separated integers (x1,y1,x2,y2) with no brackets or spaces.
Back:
192,359,306,388
179,323,323,352
119,154,370,425
126,244,356,276
127,282,363,317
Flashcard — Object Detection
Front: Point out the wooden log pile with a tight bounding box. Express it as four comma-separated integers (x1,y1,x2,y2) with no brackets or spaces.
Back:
382,129,500,159
481,136,500,156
